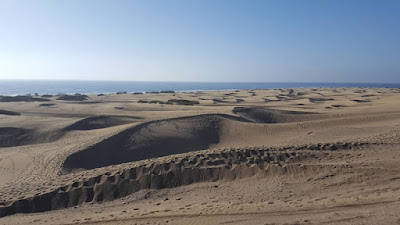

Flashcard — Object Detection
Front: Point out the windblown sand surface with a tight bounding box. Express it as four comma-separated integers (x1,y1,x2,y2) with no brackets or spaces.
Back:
1,88,400,224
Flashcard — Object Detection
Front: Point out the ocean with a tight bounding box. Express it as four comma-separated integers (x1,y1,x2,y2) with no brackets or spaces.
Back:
0,80,399,96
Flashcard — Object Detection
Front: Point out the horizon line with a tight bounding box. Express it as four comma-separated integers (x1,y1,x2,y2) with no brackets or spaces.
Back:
0,78,399,84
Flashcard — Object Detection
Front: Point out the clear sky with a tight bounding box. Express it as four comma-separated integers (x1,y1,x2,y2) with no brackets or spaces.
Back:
0,0,399,82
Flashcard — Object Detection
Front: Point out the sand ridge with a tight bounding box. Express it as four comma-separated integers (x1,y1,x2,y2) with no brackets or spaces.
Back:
0,141,372,217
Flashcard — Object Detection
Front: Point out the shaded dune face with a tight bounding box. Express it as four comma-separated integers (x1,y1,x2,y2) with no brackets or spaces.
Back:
0,116,142,148
0,127,62,148
62,114,246,170
232,107,318,123
0,127,33,147
63,115,143,131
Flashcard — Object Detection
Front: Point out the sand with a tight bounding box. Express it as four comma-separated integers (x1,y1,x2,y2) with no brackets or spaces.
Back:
1,88,400,224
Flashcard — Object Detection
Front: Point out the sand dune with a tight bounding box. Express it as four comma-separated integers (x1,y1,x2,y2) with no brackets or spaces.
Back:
63,114,247,170
63,115,142,131
232,107,319,123
1,88,400,224
1,141,367,217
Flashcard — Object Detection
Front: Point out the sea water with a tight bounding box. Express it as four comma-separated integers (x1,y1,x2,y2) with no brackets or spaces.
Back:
0,80,399,96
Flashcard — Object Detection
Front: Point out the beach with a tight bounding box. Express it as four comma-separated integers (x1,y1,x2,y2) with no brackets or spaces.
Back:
1,87,400,224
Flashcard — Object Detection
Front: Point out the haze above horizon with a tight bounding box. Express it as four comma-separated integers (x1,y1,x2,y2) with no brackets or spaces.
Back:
1,0,399,83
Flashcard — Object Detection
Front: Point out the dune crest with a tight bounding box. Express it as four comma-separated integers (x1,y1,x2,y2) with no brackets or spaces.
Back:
63,114,249,170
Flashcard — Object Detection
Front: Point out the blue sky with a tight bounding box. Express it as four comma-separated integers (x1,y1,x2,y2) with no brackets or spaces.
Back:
0,0,399,82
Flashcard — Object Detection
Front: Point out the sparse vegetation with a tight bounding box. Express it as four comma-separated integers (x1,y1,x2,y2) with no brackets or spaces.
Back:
213,99,226,104
167,99,199,105
149,100,164,104
0,95,50,102
39,103,56,107
264,98,281,102
352,99,371,103
138,99,199,105
309,98,334,103
236,99,245,103
145,90,175,94
56,94,88,101
0,109,21,115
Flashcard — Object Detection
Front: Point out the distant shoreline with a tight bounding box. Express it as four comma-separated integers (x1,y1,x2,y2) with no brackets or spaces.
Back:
0,80,399,96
